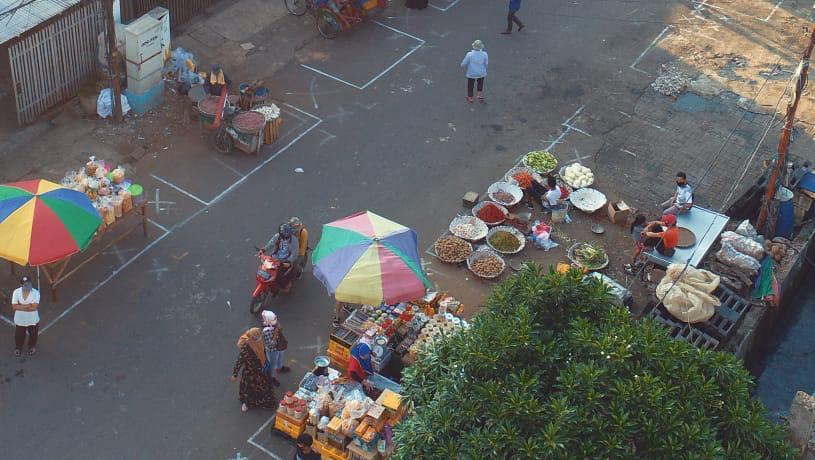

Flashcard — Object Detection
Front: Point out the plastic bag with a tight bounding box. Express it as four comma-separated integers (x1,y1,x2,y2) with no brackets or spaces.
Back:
97,88,130,118
530,220,558,250
735,220,758,239
721,231,765,260
716,242,760,273
656,264,721,323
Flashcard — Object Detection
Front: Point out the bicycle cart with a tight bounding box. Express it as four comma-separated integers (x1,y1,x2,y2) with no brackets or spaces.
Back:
284,0,386,39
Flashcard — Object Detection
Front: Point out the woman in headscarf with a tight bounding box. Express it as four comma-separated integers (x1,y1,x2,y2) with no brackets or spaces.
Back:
347,342,374,388
231,327,276,412
261,310,290,387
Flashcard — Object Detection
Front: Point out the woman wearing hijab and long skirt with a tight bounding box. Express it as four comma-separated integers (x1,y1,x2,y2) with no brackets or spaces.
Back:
231,327,276,412
261,310,290,387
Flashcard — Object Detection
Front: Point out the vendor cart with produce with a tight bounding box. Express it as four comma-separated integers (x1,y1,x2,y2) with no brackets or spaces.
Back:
197,88,283,155
284,0,386,39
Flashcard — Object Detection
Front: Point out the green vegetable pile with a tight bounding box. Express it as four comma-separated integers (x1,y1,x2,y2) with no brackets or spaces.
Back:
574,242,607,267
488,231,521,252
523,150,558,173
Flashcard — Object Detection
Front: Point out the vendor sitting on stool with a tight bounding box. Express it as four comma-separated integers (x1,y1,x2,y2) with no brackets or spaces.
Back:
348,342,374,390
542,176,563,211
203,64,231,97
642,213,679,257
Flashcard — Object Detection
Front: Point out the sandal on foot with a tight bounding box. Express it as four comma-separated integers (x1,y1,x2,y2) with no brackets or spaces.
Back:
241,403,249,412
466,97,474,103
501,30,512,35
13,349,21,357
28,348,36,356
279,366,291,373
518,24,525,32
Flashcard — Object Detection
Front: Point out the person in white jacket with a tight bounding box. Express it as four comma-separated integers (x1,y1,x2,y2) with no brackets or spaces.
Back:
460,40,489,103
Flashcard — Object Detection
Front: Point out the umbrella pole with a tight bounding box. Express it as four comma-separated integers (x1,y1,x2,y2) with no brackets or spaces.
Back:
37,266,40,292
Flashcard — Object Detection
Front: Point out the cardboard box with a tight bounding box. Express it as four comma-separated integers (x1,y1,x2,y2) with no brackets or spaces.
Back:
462,191,480,207
607,200,631,225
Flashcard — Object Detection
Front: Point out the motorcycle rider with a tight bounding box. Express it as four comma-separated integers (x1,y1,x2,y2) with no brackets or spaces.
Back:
262,223,299,292
288,217,309,279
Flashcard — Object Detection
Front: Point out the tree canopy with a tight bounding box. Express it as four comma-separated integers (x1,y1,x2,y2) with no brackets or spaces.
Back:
394,265,795,460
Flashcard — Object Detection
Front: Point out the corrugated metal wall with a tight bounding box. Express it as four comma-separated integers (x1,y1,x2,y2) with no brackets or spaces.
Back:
8,0,106,125
120,0,215,29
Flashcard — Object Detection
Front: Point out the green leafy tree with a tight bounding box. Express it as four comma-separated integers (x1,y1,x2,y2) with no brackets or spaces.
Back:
394,265,795,460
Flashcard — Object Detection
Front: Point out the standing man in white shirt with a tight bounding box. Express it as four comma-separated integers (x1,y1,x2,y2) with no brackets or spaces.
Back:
12,275,40,357
662,171,693,215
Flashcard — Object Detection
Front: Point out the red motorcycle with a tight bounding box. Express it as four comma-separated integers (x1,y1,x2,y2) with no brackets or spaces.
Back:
250,249,292,313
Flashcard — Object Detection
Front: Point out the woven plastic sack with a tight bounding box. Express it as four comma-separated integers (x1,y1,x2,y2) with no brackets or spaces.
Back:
716,242,760,273
721,231,765,260
656,264,720,323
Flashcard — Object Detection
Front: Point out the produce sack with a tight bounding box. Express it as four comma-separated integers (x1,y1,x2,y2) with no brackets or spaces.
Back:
735,219,758,239
721,231,765,260
656,264,720,323
716,242,760,273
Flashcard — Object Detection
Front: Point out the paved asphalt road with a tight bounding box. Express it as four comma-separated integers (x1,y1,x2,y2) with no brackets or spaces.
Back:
1,1,672,458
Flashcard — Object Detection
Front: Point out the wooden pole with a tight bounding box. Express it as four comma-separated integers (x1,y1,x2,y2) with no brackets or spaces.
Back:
757,27,815,231
103,0,123,123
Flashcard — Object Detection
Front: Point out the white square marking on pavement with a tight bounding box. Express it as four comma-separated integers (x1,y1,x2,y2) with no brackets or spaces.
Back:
300,21,425,90
429,0,461,12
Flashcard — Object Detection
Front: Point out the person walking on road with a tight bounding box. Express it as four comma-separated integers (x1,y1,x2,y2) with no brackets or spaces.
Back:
12,276,40,357
231,327,276,412
288,217,309,279
502,0,524,34
261,310,290,387
461,40,489,103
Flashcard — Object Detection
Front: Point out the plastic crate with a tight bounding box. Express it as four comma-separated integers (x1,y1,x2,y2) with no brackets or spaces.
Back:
273,410,306,439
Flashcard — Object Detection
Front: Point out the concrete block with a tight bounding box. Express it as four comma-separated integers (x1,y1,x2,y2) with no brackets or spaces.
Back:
787,391,815,454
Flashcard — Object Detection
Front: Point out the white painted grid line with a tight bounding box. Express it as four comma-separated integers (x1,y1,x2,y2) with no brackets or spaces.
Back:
40,229,172,333
630,0,710,74
149,174,210,206
207,117,324,206
147,218,170,233
428,0,460,12
630,26,672,74
301,21,424,91
4,104,322,334
300,64,365,90
765,0,783,21
247,416,285,460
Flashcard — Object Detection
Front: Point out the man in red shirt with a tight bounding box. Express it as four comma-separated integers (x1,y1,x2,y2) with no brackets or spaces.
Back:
642,214,679,257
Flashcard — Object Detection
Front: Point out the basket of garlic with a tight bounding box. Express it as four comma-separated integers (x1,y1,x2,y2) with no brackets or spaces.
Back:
559,163,594,189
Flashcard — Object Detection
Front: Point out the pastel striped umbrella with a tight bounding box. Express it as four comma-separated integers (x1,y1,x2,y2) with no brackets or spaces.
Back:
312,211,430,305
0,179,102,266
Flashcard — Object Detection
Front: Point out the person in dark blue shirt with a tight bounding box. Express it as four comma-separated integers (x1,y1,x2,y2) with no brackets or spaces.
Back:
502,0,524,34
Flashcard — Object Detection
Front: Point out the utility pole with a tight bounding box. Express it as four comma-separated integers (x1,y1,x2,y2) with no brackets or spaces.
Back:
103,0,123,123
756,26,815,231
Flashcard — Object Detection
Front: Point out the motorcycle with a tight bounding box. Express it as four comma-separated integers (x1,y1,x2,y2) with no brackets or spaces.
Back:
250,248,293,314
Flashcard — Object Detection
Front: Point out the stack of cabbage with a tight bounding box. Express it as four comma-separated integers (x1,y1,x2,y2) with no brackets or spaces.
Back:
562,163,594,188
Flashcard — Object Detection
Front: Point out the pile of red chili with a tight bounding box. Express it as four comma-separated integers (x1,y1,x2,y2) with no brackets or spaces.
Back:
476,203,505,223
512,171,533,189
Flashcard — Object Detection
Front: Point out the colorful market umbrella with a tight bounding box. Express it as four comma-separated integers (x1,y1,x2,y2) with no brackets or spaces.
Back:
312,211,430,305
0,179,102,266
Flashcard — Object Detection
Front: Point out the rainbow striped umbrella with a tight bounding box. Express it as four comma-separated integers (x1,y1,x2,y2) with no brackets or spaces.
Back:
312,211,430,305
0,179,102,266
